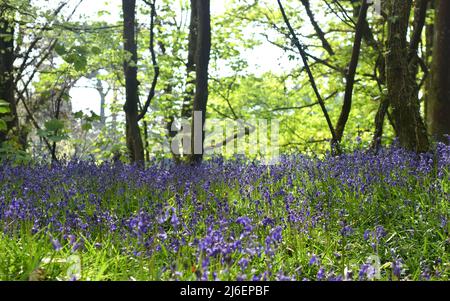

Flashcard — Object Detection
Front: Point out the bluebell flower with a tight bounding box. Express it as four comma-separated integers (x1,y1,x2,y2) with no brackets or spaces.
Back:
309,254,318,266
317,268,326,280
262,217,274,227
340,225,353,237
270,226,283,242
375,225,387,240
392,259,403,278
236,216,253,232
51,237,62,251
238,258,249,270
68,234,76,245
252,274,261,281
358,264,369,280
170,210,180,227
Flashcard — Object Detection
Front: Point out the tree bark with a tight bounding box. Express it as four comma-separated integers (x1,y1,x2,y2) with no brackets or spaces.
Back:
408,0,429,96
334,0,369,144
385,0,429,152
122,0,145,164
371,97,389,151
372,0,428,150
428,0,450,142
424,0,435,131
182,0,198,119
190,0,211,164
0,5,17,145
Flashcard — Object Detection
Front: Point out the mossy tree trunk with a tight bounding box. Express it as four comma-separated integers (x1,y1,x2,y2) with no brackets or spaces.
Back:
122,0,145,164
428,0,450,142
385,0,429,152
0,5,18,145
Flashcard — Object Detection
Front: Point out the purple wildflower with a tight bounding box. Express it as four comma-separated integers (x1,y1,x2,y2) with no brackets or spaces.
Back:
51,237,62,251
392,259,403,278
309,254,318,266
238,258,249,270
317,267,326,280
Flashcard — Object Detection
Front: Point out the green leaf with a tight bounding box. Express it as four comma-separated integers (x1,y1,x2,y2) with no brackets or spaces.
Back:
73,111,84,119
73,46,88,55
0,33,13,42
73,57,87,71
64,53,78,64
44,119,65,132
86,111,101,122
0,106,10,114
63,49,88,71
81,123,93,132
55,43,67,56
91,46,101,55
37,129,49,137
0,119,6,131
0,99,9,106
48,135,68,143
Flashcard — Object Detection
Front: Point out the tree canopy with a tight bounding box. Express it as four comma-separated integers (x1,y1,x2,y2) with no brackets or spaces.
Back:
0,0,448,163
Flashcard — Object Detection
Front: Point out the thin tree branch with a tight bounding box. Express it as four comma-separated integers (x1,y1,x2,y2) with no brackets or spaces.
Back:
138,0,159,121
334,0,369,143
277,0,340,153
300,0,334,55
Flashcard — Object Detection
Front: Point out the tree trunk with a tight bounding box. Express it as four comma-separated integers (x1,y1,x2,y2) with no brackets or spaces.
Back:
424,0,435,131
0,6,17,145
190,0,211,164
371,97,389,151
96,79,107,125
428,0,450,142
385,0,429,152
182,0,198,119
334,0,369,144
122,0,144,164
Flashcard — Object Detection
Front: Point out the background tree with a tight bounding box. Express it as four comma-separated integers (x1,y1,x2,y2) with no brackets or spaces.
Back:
190,0,211,164
385,0,429,152
428,0,450,142
182,0,198,119
0,3,17,146
333,0,369,146
122,0,144,163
